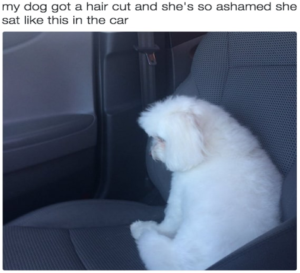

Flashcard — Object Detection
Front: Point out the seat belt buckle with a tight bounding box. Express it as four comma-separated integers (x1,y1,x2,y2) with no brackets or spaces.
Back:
145,52,157,66
134,45,160,66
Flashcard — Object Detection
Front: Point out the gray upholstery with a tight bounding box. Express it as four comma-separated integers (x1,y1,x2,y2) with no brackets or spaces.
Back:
4,226,144,270
4,227,86,270
6,200,164,228
3,32,296,270
281,161,297,221
208,217,296,270
4,200,164,270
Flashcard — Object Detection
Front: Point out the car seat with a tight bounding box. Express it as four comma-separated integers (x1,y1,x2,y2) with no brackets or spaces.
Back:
3,32,296,270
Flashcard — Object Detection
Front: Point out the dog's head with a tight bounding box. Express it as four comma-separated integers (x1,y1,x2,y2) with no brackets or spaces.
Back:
138,96,207,172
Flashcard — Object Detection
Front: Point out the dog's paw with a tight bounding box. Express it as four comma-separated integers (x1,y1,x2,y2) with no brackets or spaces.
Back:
130,220,157,240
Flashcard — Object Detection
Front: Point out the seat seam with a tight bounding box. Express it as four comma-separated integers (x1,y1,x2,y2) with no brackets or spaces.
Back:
220,32,230,104
229,64,296,69
67,229,87,270
191,69,201,97
210,220,296,269
6,223,132,230
281,158,297,221
7,200,163,226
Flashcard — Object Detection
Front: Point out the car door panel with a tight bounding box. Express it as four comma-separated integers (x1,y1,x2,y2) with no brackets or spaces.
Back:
3,114,96,173
3,32,97,223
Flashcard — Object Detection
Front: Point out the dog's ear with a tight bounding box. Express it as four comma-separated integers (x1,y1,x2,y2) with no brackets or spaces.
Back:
164,112,206,172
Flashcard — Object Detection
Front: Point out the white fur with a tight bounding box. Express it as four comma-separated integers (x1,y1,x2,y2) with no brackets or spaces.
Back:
130,95,282,270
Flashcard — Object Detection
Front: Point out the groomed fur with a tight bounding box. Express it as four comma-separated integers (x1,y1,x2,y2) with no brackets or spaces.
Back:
131,95,282,270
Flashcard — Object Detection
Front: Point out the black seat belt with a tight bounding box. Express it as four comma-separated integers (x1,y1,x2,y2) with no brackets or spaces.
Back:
134,33,160,107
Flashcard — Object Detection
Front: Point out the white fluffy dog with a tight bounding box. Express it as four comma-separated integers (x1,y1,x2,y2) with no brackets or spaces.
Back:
130,95,282,270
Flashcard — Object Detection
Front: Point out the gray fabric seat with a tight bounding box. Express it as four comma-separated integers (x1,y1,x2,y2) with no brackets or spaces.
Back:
3,32,296,270
4,200,164,270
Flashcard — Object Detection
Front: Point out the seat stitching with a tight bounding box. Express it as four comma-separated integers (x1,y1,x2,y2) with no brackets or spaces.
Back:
220,32,230,105
7,223,132,230
7,200,163,226
281,158,297,220
229,64,296,68
67,229,87,270
191,69,201,97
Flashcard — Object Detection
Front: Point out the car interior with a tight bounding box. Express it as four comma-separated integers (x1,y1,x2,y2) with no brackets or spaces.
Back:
3,32,296,270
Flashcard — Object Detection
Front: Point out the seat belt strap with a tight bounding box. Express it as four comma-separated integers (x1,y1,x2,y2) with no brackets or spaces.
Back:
134,32,160,106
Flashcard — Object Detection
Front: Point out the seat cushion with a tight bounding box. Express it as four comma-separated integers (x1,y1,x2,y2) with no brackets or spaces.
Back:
4,200,164,270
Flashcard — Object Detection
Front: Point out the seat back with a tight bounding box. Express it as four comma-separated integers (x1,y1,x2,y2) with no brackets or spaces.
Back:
145,31,296,270
146,32,296,219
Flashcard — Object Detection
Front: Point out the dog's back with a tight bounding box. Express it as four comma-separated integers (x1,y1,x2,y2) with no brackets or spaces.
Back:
133,96,282,270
